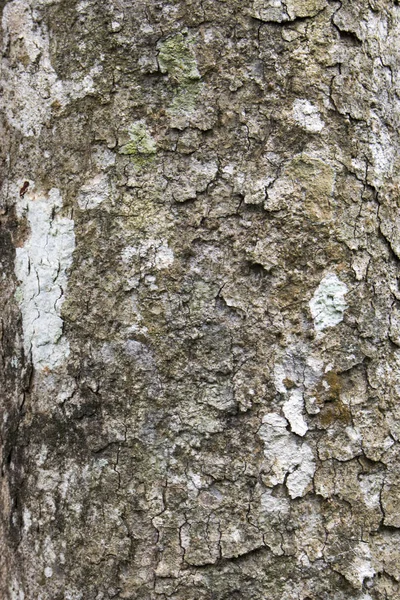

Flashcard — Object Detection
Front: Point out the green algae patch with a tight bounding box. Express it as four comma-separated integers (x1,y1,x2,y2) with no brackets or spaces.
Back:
158,33,202,115
158,33,201,84
120,121,157,166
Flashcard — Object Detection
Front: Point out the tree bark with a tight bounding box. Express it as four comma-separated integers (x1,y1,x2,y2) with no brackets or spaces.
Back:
1,0,400,598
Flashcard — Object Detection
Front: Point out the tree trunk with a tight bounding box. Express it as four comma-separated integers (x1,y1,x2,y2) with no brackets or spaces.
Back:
1,0,400,598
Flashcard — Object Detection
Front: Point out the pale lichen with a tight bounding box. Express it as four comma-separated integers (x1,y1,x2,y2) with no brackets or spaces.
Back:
120,120,157,164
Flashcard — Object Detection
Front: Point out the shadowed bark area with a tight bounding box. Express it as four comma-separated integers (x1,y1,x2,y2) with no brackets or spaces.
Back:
1,0,400,598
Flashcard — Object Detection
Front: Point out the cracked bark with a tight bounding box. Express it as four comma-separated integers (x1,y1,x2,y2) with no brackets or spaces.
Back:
1,0,400,598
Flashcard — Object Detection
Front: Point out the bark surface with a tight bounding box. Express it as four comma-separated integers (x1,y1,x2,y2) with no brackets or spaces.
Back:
1,0,400,598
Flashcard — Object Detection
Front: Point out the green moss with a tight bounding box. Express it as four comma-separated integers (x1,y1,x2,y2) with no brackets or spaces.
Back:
120,121,157,162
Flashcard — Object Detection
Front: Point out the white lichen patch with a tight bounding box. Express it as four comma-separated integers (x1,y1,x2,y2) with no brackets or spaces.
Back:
2,0,102,137
283,390,308,436
154,244,175,270
15,188,75,371
201,384,235,412
242,176,275,205
273,362,288,394
92,146,116,168
352,252,371,281
309,273,348,331
258,413,315,498
274,349,323,425
292,99,325,133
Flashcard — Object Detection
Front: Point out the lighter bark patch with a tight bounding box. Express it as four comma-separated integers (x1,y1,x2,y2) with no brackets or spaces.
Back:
292,99,325,133
309,273,348,331
283,390,308,436
2,0,101,137
14,188,75,370
77,174,111,210
122,239,174,271
259,413,315,498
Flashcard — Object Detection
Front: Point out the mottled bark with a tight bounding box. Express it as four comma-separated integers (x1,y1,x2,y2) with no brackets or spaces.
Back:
1,0,400,598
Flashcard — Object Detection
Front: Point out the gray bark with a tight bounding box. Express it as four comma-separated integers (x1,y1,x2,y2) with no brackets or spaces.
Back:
1,0,400,598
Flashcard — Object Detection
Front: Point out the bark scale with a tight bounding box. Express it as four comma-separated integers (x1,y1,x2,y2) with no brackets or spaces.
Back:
1,0,400,598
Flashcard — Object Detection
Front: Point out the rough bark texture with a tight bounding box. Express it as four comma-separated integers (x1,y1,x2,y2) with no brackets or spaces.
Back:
1,0,400,598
